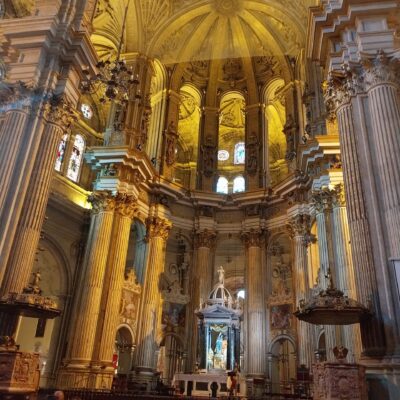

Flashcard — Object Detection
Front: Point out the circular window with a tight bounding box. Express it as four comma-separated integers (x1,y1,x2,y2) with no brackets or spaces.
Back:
81,103,93,120
218,150,229,161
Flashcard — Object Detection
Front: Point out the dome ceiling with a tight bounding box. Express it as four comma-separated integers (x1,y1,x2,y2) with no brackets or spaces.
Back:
94,0,319,63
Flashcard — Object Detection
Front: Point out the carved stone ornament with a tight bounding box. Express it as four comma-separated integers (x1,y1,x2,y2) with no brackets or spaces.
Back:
162,279,189,304
88,191,116,214
146,216,172,241
361,50,400,91
241,229,265,248
283,114,297,161
123,268,141,294
311,188,335,213
286,214,311,244
246,131,259,175
201,135,216,177
115,193,138,219
333,183,346,207
194,229,217,248
0,81,33,112
43,95,76,131
165,121,178,166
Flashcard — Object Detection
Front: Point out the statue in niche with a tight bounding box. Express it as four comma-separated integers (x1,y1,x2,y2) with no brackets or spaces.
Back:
201,135,215,177
165,135,176,165
246,131,259,174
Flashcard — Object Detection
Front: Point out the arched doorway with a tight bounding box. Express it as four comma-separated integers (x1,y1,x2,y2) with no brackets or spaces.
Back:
270,338,296,393
115,326,134,375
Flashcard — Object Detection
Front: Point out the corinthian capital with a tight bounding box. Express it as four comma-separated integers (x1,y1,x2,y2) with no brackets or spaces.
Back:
241,229,265,248
193,229,217,249
311,188,336,213
333,184,346,207
0,81,33,112
361,50,400,90
43,95,76,130
287,214,311,241
146,217,172,241
88,191,116,214
115,193,138,219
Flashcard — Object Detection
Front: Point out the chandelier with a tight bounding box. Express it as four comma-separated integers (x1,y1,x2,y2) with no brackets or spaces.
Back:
80,0,140,104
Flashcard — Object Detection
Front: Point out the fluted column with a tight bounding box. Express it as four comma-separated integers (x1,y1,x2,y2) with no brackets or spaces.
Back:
362,51,400,259
325,75,385,355
91,195,138,387
135,216,171,376
241,229,266,377
187,229,216,371
287,215,315,367
0,99,74,297
332,184,362,361
57,192,116,388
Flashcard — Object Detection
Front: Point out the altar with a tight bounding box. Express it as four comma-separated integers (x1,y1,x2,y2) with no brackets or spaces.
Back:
173,267,243,397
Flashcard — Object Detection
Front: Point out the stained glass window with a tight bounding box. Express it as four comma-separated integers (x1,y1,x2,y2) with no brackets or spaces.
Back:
54,133,68,172
67,134,85,182
218,150,229,161
234,142,245,164
233,175,245,193
216,176,228,194
81,103,93,119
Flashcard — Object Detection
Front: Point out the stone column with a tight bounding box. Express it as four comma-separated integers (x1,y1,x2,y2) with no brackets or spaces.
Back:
331,184,362,361
241,229,266,377
325,75,385,355
0,98,74,297
58,192,116,388
312,191,338,361
135,216,171,377
187,229,216,371
287,215,315,368
92,194,138,388
362,51,400,259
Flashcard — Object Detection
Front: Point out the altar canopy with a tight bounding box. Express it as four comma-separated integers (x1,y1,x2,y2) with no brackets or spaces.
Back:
196,266,242,372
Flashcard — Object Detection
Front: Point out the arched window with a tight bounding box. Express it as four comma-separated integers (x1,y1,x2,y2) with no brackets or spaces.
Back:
234,142,245,164
54,133,68,172
216,176,228,194
67,134,85,182
233,175,245,193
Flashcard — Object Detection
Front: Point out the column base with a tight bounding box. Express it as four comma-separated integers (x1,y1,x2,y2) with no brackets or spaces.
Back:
128,366,157,392
57,362,114,390
245,374,266,398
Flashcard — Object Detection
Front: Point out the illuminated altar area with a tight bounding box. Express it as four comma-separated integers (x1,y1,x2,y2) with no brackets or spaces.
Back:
173,267,242,396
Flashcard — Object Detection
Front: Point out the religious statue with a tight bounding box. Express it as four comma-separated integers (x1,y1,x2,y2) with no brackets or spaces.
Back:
201,135,215,177
217,265,225,285
246,131,259,174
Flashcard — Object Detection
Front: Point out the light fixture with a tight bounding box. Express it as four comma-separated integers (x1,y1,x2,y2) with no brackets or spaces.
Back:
80,0,140,104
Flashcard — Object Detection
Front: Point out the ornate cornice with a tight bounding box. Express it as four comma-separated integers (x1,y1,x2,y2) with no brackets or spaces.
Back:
88,191,116,214
193,229,217,249
361,50,400,91
241,229,265,248
115,193,138,219
146,216,172,241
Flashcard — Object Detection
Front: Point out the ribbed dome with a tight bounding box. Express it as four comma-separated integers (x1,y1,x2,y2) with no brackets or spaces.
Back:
208,283,234,307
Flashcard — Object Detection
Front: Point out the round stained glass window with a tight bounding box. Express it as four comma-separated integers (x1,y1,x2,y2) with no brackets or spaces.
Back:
218,150,229,161
81,103,93,120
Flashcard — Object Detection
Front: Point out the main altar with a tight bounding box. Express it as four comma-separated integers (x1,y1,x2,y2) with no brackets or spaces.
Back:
173,267,242,397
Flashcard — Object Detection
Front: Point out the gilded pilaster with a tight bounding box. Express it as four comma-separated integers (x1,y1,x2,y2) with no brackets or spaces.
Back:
135,216,171,375
241,229,266,377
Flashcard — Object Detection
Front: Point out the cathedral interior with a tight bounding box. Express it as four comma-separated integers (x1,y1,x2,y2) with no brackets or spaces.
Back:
0,0,400,399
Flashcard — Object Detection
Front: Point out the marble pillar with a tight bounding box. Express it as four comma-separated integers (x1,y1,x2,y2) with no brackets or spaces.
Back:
362,51,400,259
326,77,385,355
241,229,266,377
135,216,171,376
1,99,74,297
92,194,138,388
287,215,315,367
58,191,116,388
187,229,216,371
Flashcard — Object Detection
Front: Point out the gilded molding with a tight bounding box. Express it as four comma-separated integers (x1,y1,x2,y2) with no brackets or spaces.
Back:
193,229,217,249
88,191,116,214
146,216,172,240
241,229,265,248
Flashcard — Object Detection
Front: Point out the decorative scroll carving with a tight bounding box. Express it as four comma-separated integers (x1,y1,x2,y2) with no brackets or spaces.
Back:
165,121,178,166
333,184,346,207
311,188,335,213
115,193,138,219
146,217,172,240
193,229,217,249
43,95,76,131
88,191,116,214
283,114,297,161
246,131,259,175
0,81,33,112
361,50,400,90
201,135,216,177
241,229,265,248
